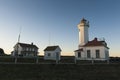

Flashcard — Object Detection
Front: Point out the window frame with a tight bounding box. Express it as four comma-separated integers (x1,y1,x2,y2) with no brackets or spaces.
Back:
78,52,81,58
96,50,100,58
87,50,91,58
47,53,51,57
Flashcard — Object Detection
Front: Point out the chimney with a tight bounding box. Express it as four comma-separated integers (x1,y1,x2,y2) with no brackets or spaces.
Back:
31,42,33,45
94,37,98,41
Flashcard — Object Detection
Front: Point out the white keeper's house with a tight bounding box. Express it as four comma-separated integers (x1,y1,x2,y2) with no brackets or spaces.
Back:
11,42,39,57
44,46,61,60
75,18,109,61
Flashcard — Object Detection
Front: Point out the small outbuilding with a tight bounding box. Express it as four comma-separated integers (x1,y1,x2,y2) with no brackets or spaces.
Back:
44,46,61,60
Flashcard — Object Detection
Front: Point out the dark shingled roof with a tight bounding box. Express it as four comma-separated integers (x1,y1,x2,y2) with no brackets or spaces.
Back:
83,38,109,49
75,38,109,52
18,43,38,49
44,46,61,51
74,48,83,52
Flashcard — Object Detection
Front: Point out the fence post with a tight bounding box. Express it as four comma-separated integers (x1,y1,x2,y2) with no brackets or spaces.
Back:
92,57,94,64
15,56,17,64
74,57,77,64
107,58,109,64
56,57,58,64
36,56,39,64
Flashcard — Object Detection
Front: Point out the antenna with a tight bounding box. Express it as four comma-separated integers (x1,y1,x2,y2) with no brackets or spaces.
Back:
15,26,22,58
103,37,105,41
49,32,51,46
18,27,22,43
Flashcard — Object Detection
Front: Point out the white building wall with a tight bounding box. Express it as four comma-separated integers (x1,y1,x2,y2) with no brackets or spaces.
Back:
55,47,61,60
44,51,55,60
85,46,105,60
75,46,109,60
104,47,109,59
13,44,22,56
18,45,22,55
44,47,61,60
75,51,85,60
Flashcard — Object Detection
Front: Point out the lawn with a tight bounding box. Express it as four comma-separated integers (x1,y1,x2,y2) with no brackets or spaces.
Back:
0,64,120,80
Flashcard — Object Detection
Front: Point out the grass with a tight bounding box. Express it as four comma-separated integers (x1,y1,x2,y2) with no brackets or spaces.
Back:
0,56,120,80
0,64,120,80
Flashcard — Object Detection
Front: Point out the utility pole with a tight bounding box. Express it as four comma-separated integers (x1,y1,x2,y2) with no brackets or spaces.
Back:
15,27,22,64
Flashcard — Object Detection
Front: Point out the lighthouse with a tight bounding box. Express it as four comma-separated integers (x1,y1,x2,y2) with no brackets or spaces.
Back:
78,18,89,47
75,18,109,61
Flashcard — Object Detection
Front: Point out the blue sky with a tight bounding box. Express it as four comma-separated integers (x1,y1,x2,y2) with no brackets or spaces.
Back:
0,0,120,56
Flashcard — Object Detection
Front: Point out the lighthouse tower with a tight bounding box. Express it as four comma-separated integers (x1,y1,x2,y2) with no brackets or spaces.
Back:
75,18,109,61
78,18,89,48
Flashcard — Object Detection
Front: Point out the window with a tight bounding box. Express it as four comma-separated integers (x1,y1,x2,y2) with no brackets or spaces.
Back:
26,48,28,51
56,52,59,60
22,48,25,51
29,48,31,51
78,52,81,58
96,50,100,58
29,48,30,51
105,50,109,59
48,53,51,57
87,50,91,58
32,48,34,51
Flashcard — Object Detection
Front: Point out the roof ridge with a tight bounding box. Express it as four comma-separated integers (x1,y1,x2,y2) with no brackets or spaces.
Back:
18,42,38,49
44,46,60,51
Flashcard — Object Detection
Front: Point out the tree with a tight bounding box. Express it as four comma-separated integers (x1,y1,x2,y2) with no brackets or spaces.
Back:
0,48,5,55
